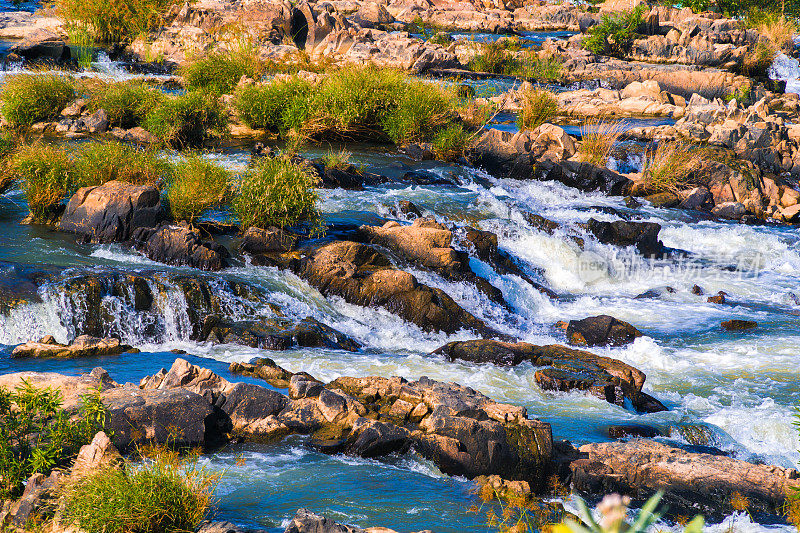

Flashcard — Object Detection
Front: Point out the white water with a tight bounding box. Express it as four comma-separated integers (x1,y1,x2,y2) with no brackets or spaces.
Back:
769,52,800,94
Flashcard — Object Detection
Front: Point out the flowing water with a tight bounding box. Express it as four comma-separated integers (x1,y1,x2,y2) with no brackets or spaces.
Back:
0,45,798,530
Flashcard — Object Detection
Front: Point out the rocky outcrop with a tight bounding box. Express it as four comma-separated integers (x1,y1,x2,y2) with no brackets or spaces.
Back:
284,509,366,533
58,180,167,243
587,219,665,257
565,315,643,347
263,240,497,336
8,29,70,64
434,340,664,413
132,223,229,271
569,440,800,518
199,315,361,352
12,335,132,358
240,226,297,254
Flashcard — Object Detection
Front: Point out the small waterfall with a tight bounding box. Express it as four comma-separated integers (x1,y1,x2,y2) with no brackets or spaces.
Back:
768,52,800,94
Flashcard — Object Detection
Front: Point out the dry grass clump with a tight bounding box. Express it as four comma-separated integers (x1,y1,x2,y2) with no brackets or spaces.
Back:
577,119,625,167
517,88,559,131
640,141,700,193
759,15,798,51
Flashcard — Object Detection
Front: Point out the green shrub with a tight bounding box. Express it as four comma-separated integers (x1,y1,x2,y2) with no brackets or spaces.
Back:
168,155,229,222
87,81,164,129
180,48,263,95
233,77,313,134
432,124,470,162
61,446,217,533
517,88,558,131
0,74,75,128
0,380,108,499
513,53,563,81
74,141,172,188
320,148,353,170
741,40,777,77
143,91,228,148
382,80,455,144
12,144,78,222
233,157,320,231
582,6,645,58
0,133,19,195
55,0,172,43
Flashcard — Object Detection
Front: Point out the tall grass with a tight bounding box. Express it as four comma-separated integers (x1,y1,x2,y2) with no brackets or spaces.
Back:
12,144,78,222
578,119,625,167
382,80,456,144
143,91,228,148
432,124,471,161
167,155,229,222
87,80,164,129
233,157,320,231
179,46,264,95
758,14,798,51
517,88,559,131
60,446,217,533
640,142,699,193
467,41,511,74
55,0,173,43
0,74,75,128
74,141,173,188
233,77,313,135
0,133,18,195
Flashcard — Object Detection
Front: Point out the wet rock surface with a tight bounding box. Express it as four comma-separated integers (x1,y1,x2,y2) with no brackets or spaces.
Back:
566,315,643,347
12,334,132,358
132,222,230,271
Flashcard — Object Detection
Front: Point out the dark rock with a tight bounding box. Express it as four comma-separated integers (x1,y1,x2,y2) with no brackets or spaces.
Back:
8,472,60,527
679,187,714,211
10,29,70,64
132,223,229,271
607,424,662,439
59,180,167,243
284,508,365,533
241,226,297,254
342,419,410,458
537,159,632,196
566,315,643,347
587,218,664,257
624,196,642,209
199,521,269,533
392,200,422,219
692,284,704,295
721,319,756,330
201,316,360,352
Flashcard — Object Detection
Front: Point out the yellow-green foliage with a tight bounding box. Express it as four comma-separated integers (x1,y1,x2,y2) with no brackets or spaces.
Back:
641,142,699,193
517,88,559,131
233,156,320,231
0,74,75,128
54,0,172,43
87,80,164,129
143,91,228,148
233,77,313,135
74,141,173,188
12,144,77,222
168,155,230,222
60,446,217,533
179,47,264,95
578,119,625,167
432,124,471,162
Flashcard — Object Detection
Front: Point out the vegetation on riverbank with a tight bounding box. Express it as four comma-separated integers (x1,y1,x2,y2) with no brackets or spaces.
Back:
12,143,79,222
142,91,228,148
582,6,645,58
74,141,172,187
180,45,265,95
86,80,164,129
55,0,173,43
577,120,625,167
517,88,559,131
0,381,108,499
467,40,563,81
61,445,217,533
0,74,75,128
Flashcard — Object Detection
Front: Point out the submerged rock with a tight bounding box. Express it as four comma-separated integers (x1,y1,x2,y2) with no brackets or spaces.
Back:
11,335,132,358
434,340,665,413
58,180,167,243
721,319,757,330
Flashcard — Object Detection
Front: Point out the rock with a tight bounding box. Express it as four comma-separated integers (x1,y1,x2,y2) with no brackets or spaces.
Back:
59,180,167,242
229,357,294,388
8,471,60,527
708,292,726,304
721,319,756,330
102,386,216,450
200,316,361,352
392,200,422,219
132,223,229,271
587,218,664,257
566,315,643,347
355,2,394,26
678,187,714,211
84,108,109,133
433,340,664,413
11,335,131,358
240,226,297,254
9,29,70,63
691,284,704,295
624,196,642,209
123,126,159,145
199,522,269,533
70,431,124,480
284,508,365,533
277,241,495,336
570,440,800,518
606,424,662,438
712,201,746,220
644,192,680,208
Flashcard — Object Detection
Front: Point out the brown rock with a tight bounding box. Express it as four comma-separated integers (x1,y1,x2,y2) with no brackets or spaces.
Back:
12,335,130,358
566,315,643,347
721,319,757,331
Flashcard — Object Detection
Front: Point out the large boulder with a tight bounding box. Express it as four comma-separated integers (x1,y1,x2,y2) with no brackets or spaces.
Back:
9,29,70,63
570,440,800,518
58,180,167,243
274,241,496,336
566,315,643,347
199,316,361,352
132,223,229,271
587,218,664,257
